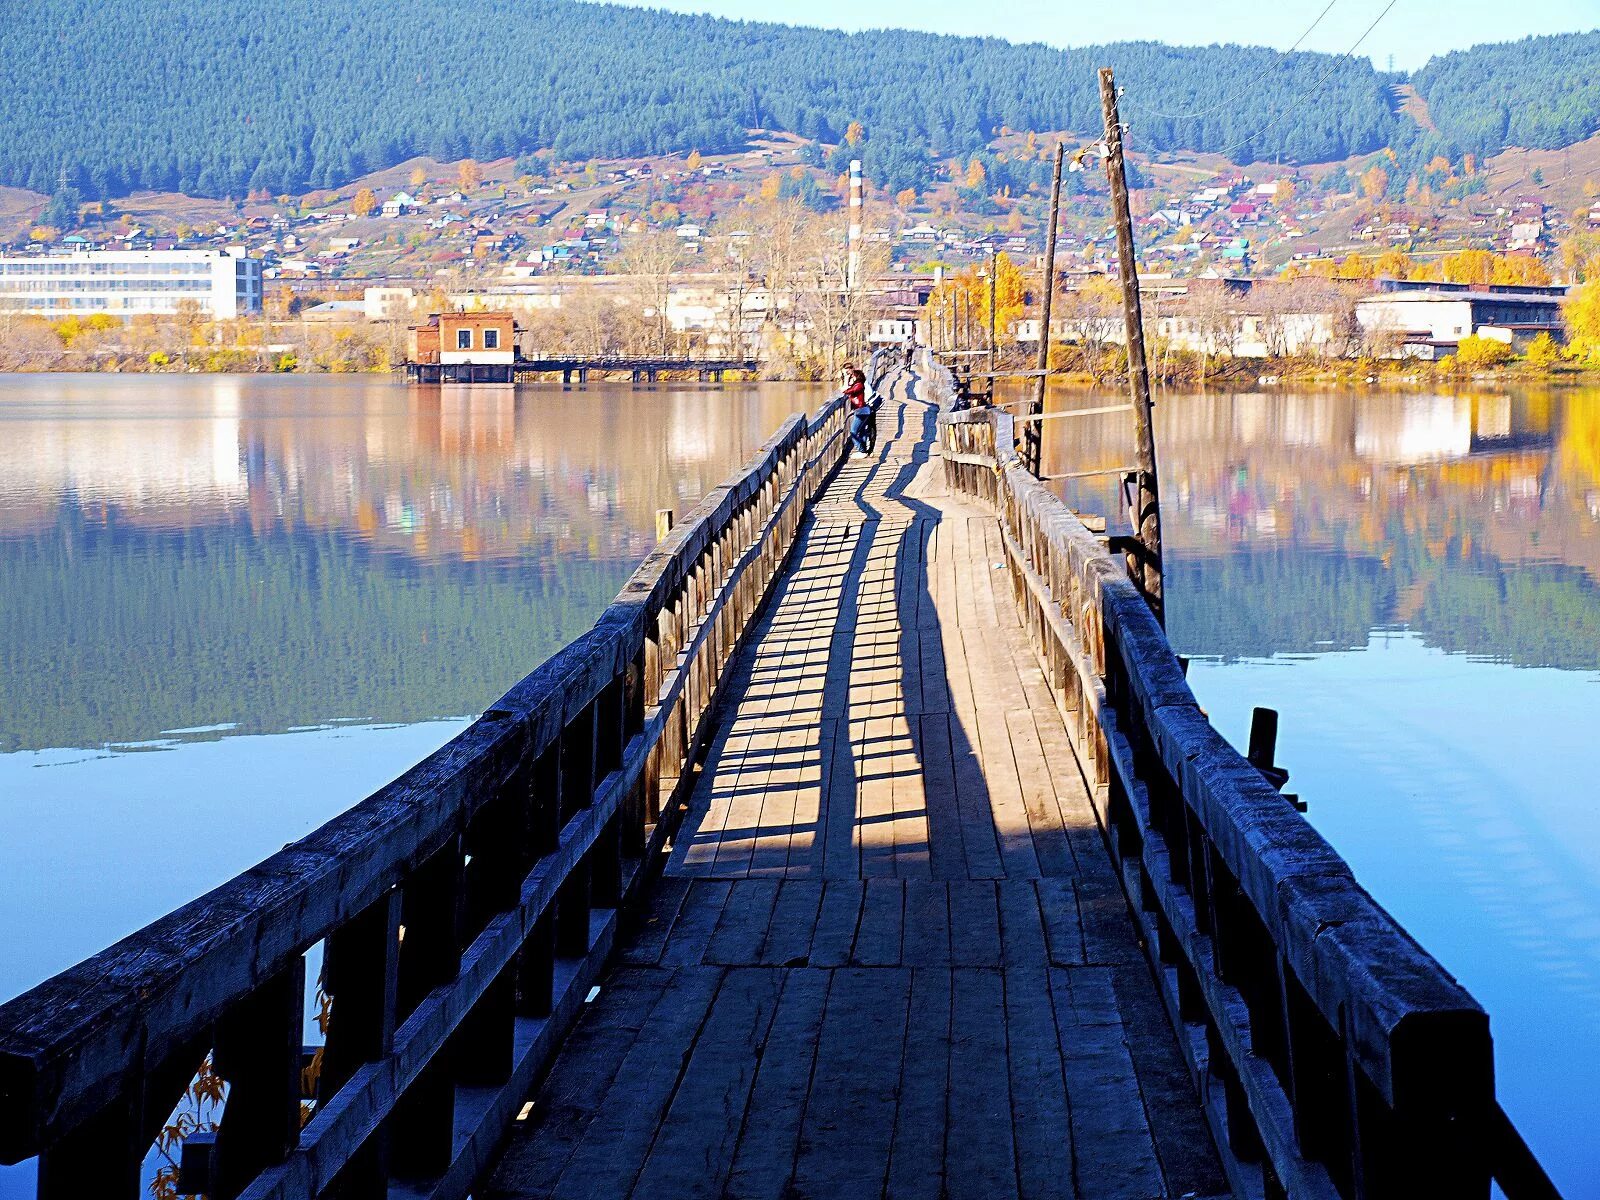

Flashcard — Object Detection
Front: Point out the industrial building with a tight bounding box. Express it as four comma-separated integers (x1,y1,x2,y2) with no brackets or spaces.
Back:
0,248,263,319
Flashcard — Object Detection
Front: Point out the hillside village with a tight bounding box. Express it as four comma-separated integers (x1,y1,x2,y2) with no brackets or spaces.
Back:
4,122,1600,375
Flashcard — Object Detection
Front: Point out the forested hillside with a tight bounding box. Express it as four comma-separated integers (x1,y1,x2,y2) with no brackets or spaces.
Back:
3,1,1596,203
1411,31,1600,157
0,0,1396,199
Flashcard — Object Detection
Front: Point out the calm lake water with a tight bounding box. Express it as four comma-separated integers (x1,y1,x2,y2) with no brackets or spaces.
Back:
0,375,809,1000
1026,382,1600,1197
0,375,1594,1193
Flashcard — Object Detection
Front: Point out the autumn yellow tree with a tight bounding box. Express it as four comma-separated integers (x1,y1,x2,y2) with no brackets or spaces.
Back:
352,188,377,217
964,158,987,190
1561,231,1600,283
457,160,482,191
1454,335,1514,368
844,121,864,146
1524,332,1559,366
895,187,917,209
1441,249,1495,286
759,172,782,202
1373,249,1413,279
686,149,703,171
1360,165,1389,201
1563,284,1600,361
409,166,428,189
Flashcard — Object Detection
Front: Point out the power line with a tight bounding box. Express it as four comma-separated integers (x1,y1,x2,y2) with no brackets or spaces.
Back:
1121,0,1343,124
1206,0,1400,164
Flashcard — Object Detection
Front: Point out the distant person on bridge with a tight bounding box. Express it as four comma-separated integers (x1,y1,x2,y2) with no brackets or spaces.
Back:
843,363,874,459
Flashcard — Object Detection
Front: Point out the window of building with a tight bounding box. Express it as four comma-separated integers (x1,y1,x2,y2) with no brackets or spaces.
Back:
483,328,499,349
456,329,473,350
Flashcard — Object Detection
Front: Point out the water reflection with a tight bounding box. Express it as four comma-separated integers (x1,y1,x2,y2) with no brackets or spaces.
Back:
1031,387,1600,670
0,376,808,752
0,374,813,1005
1021,382,1600,1196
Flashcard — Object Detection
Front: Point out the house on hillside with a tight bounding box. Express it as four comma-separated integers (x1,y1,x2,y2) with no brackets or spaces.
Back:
382,192,418,217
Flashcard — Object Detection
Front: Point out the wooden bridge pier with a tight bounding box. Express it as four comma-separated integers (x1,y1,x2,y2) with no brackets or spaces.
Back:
0,359,1561,1200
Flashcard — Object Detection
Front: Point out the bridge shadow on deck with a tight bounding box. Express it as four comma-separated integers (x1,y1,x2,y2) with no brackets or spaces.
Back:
483,367,1229,1200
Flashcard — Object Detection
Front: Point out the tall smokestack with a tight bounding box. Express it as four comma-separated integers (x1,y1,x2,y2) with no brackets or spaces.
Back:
847,158,863,291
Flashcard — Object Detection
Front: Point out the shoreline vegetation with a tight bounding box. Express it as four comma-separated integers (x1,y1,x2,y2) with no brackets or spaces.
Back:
3,317,1595,387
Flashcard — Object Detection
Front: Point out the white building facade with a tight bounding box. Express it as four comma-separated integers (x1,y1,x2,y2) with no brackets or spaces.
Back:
0,249,263,319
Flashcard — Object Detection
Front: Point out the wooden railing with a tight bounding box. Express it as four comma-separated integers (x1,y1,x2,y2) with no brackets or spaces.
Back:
939,401,1563,1200
0,395,850,1200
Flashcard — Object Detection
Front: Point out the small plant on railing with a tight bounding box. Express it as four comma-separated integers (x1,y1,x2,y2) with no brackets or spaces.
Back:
300,982,332,1128
146,976,331,1198
149,1057,225,1200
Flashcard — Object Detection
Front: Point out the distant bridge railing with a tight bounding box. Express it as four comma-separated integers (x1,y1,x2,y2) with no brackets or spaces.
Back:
938,399,1562,1200
0,395,849,1199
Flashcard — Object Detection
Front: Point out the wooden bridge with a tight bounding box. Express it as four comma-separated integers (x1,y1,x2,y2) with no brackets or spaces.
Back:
518,355,761,385
0,359,1561,1200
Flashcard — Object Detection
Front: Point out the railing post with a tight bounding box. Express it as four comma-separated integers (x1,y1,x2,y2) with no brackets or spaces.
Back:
317,889,402,1199
36,1090,141,1200
390,840,463,1181
210,959,305,1199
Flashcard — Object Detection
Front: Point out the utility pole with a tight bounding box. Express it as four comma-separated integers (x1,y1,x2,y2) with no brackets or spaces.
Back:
988,248,998,376
1025,142,1065,476
1099,66,1163,626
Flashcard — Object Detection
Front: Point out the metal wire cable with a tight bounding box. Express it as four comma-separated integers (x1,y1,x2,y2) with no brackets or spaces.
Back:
1204,0,1400,163
1119,0,1344,123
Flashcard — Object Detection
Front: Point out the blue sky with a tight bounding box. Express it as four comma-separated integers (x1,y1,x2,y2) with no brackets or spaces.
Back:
606,0,1596,70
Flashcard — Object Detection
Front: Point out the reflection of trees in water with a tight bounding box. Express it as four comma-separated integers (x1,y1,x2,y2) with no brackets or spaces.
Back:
1033,387,1600,670
1169,539,1600,671
0,523,629,753
1168,549,1394,662
0,378,825,753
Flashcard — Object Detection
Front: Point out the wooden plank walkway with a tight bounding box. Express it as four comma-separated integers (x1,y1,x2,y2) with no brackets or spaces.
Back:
484,367,1229,1200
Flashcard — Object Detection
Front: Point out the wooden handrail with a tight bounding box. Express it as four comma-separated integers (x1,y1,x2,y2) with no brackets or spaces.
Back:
0,395,850,1200
936,391,1560,1200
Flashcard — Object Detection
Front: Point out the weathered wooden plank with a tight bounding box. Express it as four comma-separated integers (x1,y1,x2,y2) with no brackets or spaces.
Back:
1036,878,1087,968
808,882,866,968
538,967,725,1200
479,968,673,1197
997,882,1049,968
617,878,691,967
851,879,906,967
630,968,785,1200
790,968,912,1199
1048,968,1165,1200
759,880,825,967
657,881,732,967
946,968,1019,1200
704,880,781,967
915,713,969,881
901,880,952,969
724,969,831,1200
1004,966,1077,1200
886,969,953,1200
949,881,1002,969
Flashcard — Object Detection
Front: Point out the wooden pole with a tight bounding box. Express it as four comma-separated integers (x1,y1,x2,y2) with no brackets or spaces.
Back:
1099,67,1164,627
1025,142,1065,476
988,249,998,376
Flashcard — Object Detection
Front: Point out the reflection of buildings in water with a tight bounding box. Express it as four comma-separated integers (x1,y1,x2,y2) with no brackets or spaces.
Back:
0,378,809,570
1032,387,1600,581
0,378,246,512
1354,395,1472,465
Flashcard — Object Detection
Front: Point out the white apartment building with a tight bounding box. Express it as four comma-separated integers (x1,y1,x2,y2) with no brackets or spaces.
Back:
0,249,263,319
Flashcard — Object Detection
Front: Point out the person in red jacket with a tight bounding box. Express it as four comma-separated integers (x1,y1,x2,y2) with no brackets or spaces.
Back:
842,364,872,458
